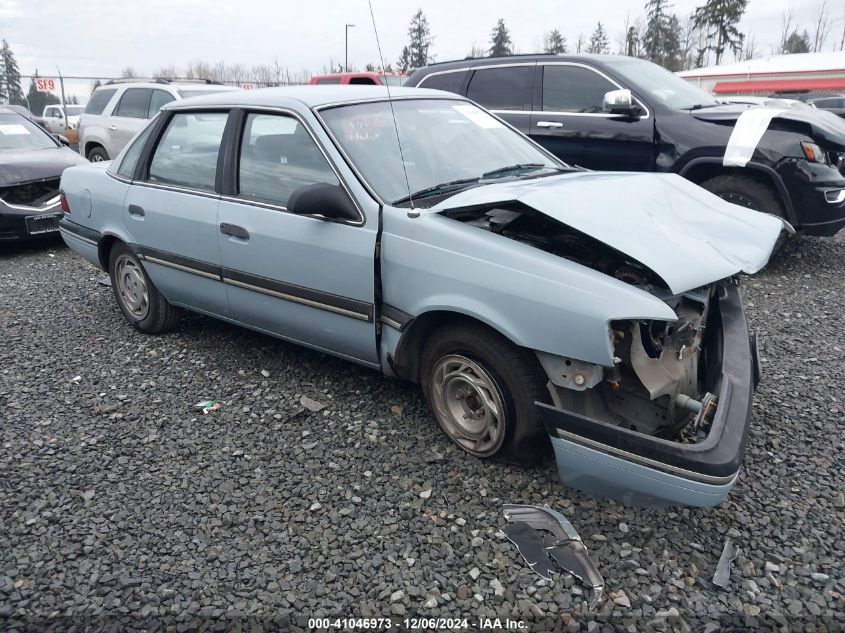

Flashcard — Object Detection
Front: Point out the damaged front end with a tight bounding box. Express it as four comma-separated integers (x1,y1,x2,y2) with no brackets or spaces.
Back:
0,177,64,241
539,280,757,508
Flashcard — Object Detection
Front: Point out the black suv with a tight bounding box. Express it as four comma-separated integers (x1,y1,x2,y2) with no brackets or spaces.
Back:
406,55,845,237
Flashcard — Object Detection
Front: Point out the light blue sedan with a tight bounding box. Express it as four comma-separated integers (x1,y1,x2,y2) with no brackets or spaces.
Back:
58,86,785,508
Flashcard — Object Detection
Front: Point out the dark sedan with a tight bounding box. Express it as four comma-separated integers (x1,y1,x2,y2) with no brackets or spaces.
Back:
0,107,88,241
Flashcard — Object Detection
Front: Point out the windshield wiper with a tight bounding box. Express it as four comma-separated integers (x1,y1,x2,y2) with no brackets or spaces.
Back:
391,176,481,206
481,163,560,179
687,103,720,111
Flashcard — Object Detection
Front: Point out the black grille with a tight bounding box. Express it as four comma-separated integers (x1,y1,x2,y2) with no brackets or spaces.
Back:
0,178,60,207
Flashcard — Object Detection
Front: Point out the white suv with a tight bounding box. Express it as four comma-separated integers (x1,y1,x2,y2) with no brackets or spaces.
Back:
78,79,240,162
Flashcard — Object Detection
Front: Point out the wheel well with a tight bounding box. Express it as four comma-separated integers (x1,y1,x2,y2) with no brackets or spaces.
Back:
391,310,512,383
98,235,120,271
85,141,105,157
682,163,791,213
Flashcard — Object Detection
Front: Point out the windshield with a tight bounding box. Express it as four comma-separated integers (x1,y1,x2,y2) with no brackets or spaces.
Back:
319,98,563,204
0,113,58,151
379,74,404,87
604,57,719,110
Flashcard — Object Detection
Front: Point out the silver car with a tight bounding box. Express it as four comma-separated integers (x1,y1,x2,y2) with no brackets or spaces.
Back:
78,79,240,162
58,86,786,508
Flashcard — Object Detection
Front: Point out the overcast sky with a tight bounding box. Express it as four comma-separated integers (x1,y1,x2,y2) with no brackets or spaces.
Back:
2,0,842,99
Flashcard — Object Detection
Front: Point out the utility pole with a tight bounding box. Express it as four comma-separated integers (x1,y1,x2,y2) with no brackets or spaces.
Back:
57,66,68,124
345,23,355,72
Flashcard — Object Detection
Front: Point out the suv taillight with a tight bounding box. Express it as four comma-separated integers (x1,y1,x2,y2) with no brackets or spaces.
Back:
60,192,70,213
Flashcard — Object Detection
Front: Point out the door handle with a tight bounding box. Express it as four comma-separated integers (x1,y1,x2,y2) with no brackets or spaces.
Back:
220,223,249,240
536,121,564,128
128,204,145,217
109,125,117,130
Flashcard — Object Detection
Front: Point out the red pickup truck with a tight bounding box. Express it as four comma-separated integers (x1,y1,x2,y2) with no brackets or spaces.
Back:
309,72,405,86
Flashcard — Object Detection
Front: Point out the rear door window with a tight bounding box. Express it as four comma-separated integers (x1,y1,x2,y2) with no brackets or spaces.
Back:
542,65,616,113
148,90,176,118
418,70,469,95
116,88,153,119
466,66,533,110
114,118,158,179
238,112,339,207
85,89,117,115
147,111,228,192
316,77,341,84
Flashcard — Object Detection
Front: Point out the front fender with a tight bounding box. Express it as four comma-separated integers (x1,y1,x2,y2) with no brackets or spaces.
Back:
381,211,676,367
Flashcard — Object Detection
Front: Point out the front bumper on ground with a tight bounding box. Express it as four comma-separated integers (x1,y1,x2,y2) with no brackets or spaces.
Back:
0,201,64,242
539,282,756,509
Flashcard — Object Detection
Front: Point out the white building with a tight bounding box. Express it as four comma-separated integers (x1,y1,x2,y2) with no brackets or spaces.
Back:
678,51,845,96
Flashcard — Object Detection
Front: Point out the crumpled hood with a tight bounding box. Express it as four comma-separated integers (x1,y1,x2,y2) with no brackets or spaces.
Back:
0,147,88,186
692,103,845,150
430,171,787,295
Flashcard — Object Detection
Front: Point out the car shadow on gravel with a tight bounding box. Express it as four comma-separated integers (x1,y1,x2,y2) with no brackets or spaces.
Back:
0,235,65,259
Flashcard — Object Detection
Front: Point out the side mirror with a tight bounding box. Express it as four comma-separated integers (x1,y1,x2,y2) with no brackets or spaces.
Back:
56,134,70,146
287,183,359,223
602,89,641,116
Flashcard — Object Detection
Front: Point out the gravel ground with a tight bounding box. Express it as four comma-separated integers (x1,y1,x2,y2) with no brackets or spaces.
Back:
1,234,843,632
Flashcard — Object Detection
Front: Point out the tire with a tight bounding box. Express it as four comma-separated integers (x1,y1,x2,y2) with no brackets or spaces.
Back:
109,242,182,334
700,174,789,251
420,322,550,465
87,146,109,162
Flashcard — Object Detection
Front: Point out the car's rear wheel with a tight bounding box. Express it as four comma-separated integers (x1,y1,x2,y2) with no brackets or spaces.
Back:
109,243,181,333
420,322,549,465
87,146,109,162
700,174,789,250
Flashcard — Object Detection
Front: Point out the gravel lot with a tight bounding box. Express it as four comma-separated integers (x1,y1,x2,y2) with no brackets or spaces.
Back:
1,234,843,632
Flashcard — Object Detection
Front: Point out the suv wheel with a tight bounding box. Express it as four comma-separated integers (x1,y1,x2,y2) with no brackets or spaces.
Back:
109,243,182,333
700,174,789,250
420,322,549,465
87,146,109,162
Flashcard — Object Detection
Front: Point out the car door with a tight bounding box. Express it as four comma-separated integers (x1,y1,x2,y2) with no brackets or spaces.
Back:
42,106,63,133
123,109,230,317
529,63,654,171
465,64,536,134
109,88,153,155
217,110,378,365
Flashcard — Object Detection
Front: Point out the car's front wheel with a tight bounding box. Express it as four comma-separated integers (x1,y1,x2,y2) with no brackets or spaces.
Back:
87,146,109,162
109,243,182,333
420,322,549,465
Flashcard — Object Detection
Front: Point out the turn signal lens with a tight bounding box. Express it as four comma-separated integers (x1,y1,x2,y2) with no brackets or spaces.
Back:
60,192,70,213
800,141,825,163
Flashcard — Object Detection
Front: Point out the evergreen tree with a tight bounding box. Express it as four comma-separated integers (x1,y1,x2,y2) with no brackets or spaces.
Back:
663,15,683,70
1,40,24,105
489,19,513,56
643,0,670,64
543,29,568,54
692,0,748,64
625,26,641,57
397,9,433,71
782,30,811,54
587,22,610,54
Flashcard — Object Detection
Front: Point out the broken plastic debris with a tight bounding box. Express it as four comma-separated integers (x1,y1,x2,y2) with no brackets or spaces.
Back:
300,395,325,412
260,369,270,378
98,276,111,287
194,399,221,414
503,504,604,610
712,537,740,589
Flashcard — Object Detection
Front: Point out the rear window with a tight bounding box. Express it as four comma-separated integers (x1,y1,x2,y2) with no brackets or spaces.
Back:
85,89,117,115
466,66,533,111
113,117,158,179
418,70,469,95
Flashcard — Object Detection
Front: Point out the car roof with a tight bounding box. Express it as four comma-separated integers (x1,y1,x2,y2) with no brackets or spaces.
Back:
410,53,631,73
164,85,457,110
93,81,240,93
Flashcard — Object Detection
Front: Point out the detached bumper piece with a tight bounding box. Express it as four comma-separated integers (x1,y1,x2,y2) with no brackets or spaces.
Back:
540,282,755,508
503,504,604,610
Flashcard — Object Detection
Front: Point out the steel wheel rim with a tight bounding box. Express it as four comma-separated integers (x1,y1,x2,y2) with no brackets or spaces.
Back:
114,254,149,320
91,154,104,162
430,354,506,457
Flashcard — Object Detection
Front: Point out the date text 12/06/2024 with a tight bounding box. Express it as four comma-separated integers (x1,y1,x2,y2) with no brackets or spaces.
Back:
307,617,528,630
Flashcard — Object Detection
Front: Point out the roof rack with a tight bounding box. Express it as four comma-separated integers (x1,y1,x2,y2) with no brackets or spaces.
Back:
425,52,567,67
103,77,222,86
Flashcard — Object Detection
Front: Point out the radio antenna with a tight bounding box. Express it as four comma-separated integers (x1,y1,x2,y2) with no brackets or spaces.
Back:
367,0,416,215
